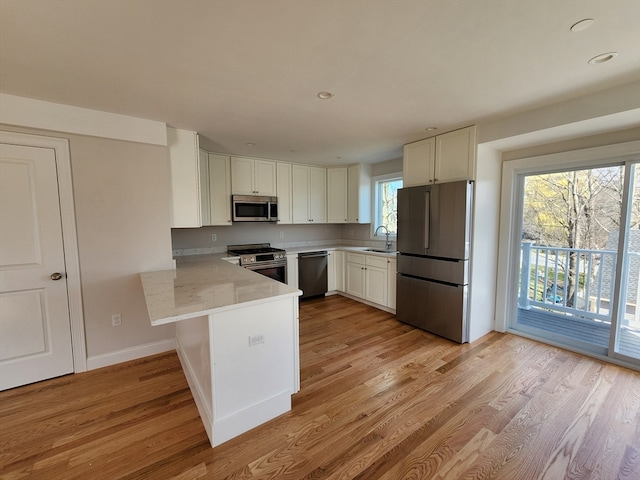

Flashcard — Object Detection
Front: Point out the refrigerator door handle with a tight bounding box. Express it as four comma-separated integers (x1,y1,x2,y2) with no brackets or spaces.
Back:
424,190,430,251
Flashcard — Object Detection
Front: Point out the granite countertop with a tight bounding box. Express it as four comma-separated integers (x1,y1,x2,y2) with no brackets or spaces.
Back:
283,244,398,256
140,255,301,326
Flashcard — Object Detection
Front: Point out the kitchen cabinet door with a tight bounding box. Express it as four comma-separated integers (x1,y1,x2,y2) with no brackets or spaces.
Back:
286,253,298,289
335,251,344,292
347,163,371,223
254,159,277,196
292,164,326,223
276,162,292,224
230,157,254,195
168,127,202,228
308,166,327,223
231,157,276,196
199,149,210,226
292,164,309,223
345,262,366,299
327,251,337,291
365,265,388,306
387,258,397,309
208,153,232,225
434,125,476,183
403,125,477,186
403,137,435,187
327,167,347,223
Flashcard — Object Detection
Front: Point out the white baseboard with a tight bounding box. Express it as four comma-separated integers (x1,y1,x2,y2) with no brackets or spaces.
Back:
212,391,291,447
86,338,176,370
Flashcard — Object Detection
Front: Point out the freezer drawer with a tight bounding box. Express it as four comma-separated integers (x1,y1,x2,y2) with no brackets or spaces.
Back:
397,254,468,285
396,274,468,343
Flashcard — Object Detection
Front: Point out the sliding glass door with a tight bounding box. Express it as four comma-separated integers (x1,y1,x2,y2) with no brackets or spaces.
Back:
612,163,640,361
511,160,639,366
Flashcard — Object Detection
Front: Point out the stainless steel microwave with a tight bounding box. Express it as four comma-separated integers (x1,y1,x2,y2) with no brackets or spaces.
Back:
231,195,278,222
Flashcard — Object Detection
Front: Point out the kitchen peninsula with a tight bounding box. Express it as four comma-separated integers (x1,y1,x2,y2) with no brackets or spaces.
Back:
140,255,301,447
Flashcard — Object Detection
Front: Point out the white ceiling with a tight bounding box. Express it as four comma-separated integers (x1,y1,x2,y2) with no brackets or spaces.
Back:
1,0,639,165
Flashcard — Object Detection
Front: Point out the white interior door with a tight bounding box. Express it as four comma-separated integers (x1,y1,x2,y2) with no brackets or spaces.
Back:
0,142,74,390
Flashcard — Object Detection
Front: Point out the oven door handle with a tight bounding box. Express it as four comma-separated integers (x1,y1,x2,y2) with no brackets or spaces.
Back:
242,261,287,271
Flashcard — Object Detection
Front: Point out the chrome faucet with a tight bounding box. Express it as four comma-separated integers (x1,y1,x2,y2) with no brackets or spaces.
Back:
374,225,393,250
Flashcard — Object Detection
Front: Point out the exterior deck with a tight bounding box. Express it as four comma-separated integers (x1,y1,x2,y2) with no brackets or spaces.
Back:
516,307,640,360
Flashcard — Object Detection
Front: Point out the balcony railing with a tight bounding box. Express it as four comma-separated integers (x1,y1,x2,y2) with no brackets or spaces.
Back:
519,242,639,327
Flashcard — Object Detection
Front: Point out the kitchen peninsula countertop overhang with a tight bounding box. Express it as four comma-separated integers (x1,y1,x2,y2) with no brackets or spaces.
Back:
140,254,301,326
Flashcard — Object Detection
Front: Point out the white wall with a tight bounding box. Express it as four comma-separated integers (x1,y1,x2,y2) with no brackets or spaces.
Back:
371,157,402,177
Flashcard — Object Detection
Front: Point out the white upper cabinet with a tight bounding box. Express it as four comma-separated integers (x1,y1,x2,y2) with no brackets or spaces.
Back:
308,166,327,223
434,125,477,183
199,149,211,226
168,127,202,228
403,137,435,188
276,162,293,224
347,163,371,224
231,156,276,196
327,167,348,223
207,153,232,225
292,164,326,223
403,125,476,186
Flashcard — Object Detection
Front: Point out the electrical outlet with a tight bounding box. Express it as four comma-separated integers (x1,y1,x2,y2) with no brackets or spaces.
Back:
111,313,122,327
211,234,217,242
248,334,265,346
279,231,284,238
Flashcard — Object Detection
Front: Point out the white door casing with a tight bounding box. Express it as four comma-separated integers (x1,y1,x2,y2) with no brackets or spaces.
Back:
0,131,86,389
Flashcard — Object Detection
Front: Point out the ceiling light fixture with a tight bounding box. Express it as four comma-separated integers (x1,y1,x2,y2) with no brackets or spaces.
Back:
245,142,255,147
588,52,618,64
425,127,438,131
570,18,595,32
317,91,334,100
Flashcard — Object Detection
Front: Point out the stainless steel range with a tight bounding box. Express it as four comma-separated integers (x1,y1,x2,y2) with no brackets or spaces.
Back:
227,243,287,284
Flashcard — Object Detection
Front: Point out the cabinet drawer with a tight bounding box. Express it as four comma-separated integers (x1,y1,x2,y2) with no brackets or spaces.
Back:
365,255,389,270
346,252,366,265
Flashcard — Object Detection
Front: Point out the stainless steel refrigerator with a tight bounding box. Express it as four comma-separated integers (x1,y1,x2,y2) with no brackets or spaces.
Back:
396,180,473,343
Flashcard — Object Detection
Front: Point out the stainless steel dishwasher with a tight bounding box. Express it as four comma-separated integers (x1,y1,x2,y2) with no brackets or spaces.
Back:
297,251,328,299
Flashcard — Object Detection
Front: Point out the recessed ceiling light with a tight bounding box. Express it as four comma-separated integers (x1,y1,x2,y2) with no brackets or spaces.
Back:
570,18,595,32
317,91,334,100
245,142,255,147
425,127,438,131
588,52,618,64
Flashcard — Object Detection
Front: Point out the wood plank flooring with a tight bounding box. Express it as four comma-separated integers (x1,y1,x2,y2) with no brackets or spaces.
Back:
1,295,639,479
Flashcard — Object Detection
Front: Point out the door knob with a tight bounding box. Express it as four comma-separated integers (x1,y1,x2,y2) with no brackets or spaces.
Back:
50,272,64,281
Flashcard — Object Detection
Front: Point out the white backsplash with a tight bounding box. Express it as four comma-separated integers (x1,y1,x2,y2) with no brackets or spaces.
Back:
171,223,391,257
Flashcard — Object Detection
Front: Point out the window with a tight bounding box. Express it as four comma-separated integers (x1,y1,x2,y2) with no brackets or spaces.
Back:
372,173,402,236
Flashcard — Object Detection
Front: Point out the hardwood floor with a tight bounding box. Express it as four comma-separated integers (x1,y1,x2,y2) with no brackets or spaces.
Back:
1,295,639,479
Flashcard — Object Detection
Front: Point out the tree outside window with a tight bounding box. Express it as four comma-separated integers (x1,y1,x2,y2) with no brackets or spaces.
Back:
374,176,402,235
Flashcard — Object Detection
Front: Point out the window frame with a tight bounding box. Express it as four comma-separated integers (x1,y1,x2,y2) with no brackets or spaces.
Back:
370,172,403,239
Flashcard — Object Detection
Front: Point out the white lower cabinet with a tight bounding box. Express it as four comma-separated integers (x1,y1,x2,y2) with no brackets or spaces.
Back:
286,253,298,289
345,258,366,298
334,251,344,292
327,251,336,291
345,252,388,306
387,258,396,309
365,263,388,306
